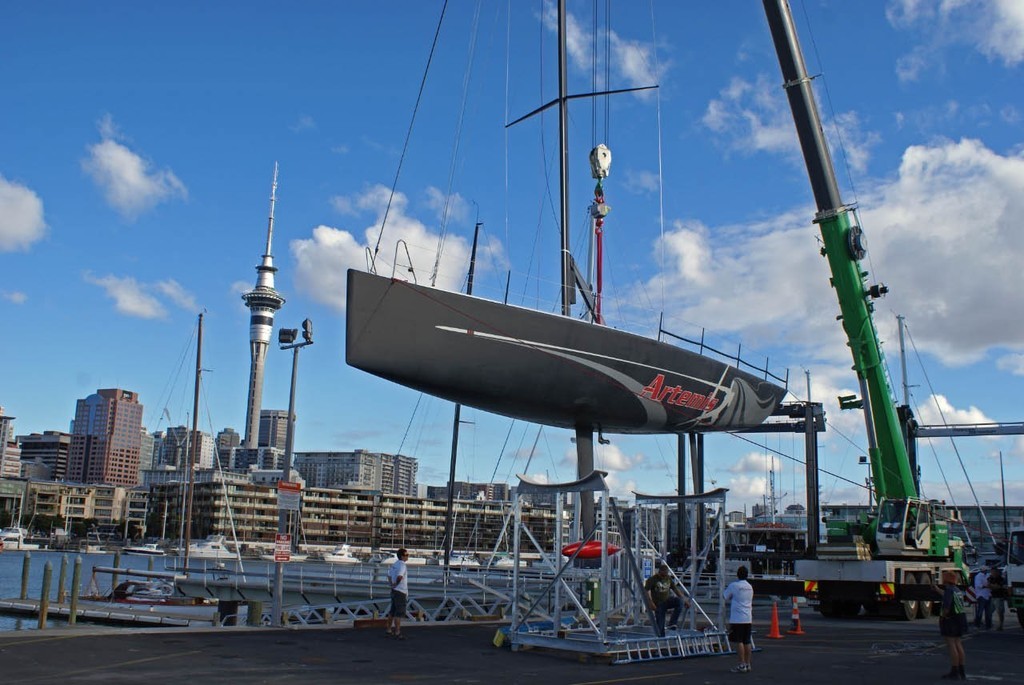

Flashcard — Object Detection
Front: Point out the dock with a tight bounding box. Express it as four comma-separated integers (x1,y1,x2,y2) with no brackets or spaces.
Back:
0,598,219,627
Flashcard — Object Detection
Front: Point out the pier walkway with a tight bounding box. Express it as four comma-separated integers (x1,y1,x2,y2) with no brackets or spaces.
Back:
1,607,1021,684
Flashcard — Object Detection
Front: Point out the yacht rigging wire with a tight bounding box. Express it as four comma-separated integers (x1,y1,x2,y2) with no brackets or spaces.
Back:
370,0,449,273
904,323,996,541
429,0,483,287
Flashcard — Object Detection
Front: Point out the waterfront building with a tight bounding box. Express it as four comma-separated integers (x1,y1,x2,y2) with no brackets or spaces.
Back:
425,481,511,502
148,476,556,554
66,389,144,486
24,480,130,526
241,166,286,450
258,410,288,451
0,407,22,479
16,431,72,481
293,450,418,496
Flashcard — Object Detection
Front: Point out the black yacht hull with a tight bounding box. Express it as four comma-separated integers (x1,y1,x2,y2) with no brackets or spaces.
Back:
345,269,785,434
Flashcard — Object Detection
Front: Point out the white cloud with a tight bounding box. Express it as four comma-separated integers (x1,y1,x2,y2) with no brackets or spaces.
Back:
702,75,799,158
230,280,251,296
424,187,469,225
84,273,166,319
542,6,666,94
290,115,316,132
916,394,993,427
1,290,27,304
727,452,774,475
862,139,1024,364
997,354,1024,376
81,115,187,220
84,272,198,318
595,443,644,472
702,75,878,173
623,169,660,195
888,0,1024,78
724,474,769,501
154,279,198,311
641,138,1024,376
291,184,505,311
0,175,47,251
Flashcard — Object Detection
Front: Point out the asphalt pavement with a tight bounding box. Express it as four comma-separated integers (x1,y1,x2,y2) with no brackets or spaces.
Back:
0,606,1020,684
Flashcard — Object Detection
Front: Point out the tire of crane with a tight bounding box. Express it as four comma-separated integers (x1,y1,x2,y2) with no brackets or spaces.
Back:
840,601,862,618
900,572,921,621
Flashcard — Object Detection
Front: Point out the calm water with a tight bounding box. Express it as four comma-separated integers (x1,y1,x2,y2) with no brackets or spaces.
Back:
0,549,178,631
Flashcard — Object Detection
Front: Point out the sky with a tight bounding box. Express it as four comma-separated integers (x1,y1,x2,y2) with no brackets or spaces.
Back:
2,1,1023,526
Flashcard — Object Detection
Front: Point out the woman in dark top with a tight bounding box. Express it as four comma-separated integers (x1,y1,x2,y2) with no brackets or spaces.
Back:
937,569,967,680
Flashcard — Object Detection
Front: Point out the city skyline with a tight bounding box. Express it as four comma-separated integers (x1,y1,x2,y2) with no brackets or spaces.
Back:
1,3,1023,513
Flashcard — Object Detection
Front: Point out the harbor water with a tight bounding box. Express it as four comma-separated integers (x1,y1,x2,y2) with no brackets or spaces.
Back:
0,549,177,631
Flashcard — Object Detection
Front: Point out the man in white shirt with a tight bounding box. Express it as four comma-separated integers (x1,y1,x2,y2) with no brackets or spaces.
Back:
386,548,410,639
973,567,991,629
724,565,754,673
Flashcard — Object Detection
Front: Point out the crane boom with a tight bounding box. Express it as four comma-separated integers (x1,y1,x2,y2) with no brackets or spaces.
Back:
762,0,917,503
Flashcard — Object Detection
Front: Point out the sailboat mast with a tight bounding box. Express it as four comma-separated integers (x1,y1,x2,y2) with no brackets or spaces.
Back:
443,222,482,574
183,312,203,572
557,0,573,317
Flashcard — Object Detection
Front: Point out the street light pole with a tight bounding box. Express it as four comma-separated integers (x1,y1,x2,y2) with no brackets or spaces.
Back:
271,319,313,627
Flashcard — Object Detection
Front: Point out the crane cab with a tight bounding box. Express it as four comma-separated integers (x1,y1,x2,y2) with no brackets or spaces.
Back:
875,498,959,558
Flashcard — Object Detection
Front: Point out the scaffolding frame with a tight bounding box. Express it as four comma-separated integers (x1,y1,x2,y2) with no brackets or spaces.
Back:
506,471,733,664
632,488,729,631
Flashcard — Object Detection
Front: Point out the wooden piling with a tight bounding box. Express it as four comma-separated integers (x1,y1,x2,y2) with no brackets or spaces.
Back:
69,556,82,626
20,553,31,600
38,561,52,630
57,556,68,604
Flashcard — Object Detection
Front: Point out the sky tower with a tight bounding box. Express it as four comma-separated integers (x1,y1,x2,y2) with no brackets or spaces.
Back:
241,164,286,449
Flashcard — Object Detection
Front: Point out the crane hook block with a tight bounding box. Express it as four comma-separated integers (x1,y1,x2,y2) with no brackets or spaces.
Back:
590,144,612,179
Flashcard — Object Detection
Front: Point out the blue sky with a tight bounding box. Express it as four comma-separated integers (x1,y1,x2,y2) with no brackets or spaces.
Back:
2,1,1023,523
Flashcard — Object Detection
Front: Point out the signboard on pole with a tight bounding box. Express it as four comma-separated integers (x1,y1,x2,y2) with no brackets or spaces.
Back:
277,480,301,512
274,533,292,562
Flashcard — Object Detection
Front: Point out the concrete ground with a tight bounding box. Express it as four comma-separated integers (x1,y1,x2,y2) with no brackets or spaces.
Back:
0,606,1020,684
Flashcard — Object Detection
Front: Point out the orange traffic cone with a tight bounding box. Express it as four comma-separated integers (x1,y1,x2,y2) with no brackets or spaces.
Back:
786,596,806,635
765,600,784,639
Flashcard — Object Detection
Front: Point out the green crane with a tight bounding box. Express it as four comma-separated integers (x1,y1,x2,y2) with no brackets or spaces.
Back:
763,0,960,562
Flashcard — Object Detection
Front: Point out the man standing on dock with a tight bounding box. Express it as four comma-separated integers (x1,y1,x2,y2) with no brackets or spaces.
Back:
386,549,410,640
724,565,754,674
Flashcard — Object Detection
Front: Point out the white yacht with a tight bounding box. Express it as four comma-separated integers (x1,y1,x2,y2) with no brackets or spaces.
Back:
1,527,40,551
323,544,361,564
123,542,167,557
447,552,481,568
187,534,237,561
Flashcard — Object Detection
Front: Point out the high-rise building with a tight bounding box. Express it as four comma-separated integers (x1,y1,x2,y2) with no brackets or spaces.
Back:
16,431,72,481
66,389,144,486
138,428,156,472
162,426,215,470
232,446,284,471
381,452,418,496
258,409,288,451
215,427,240,468
241,165,286,450
0,407,22,479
